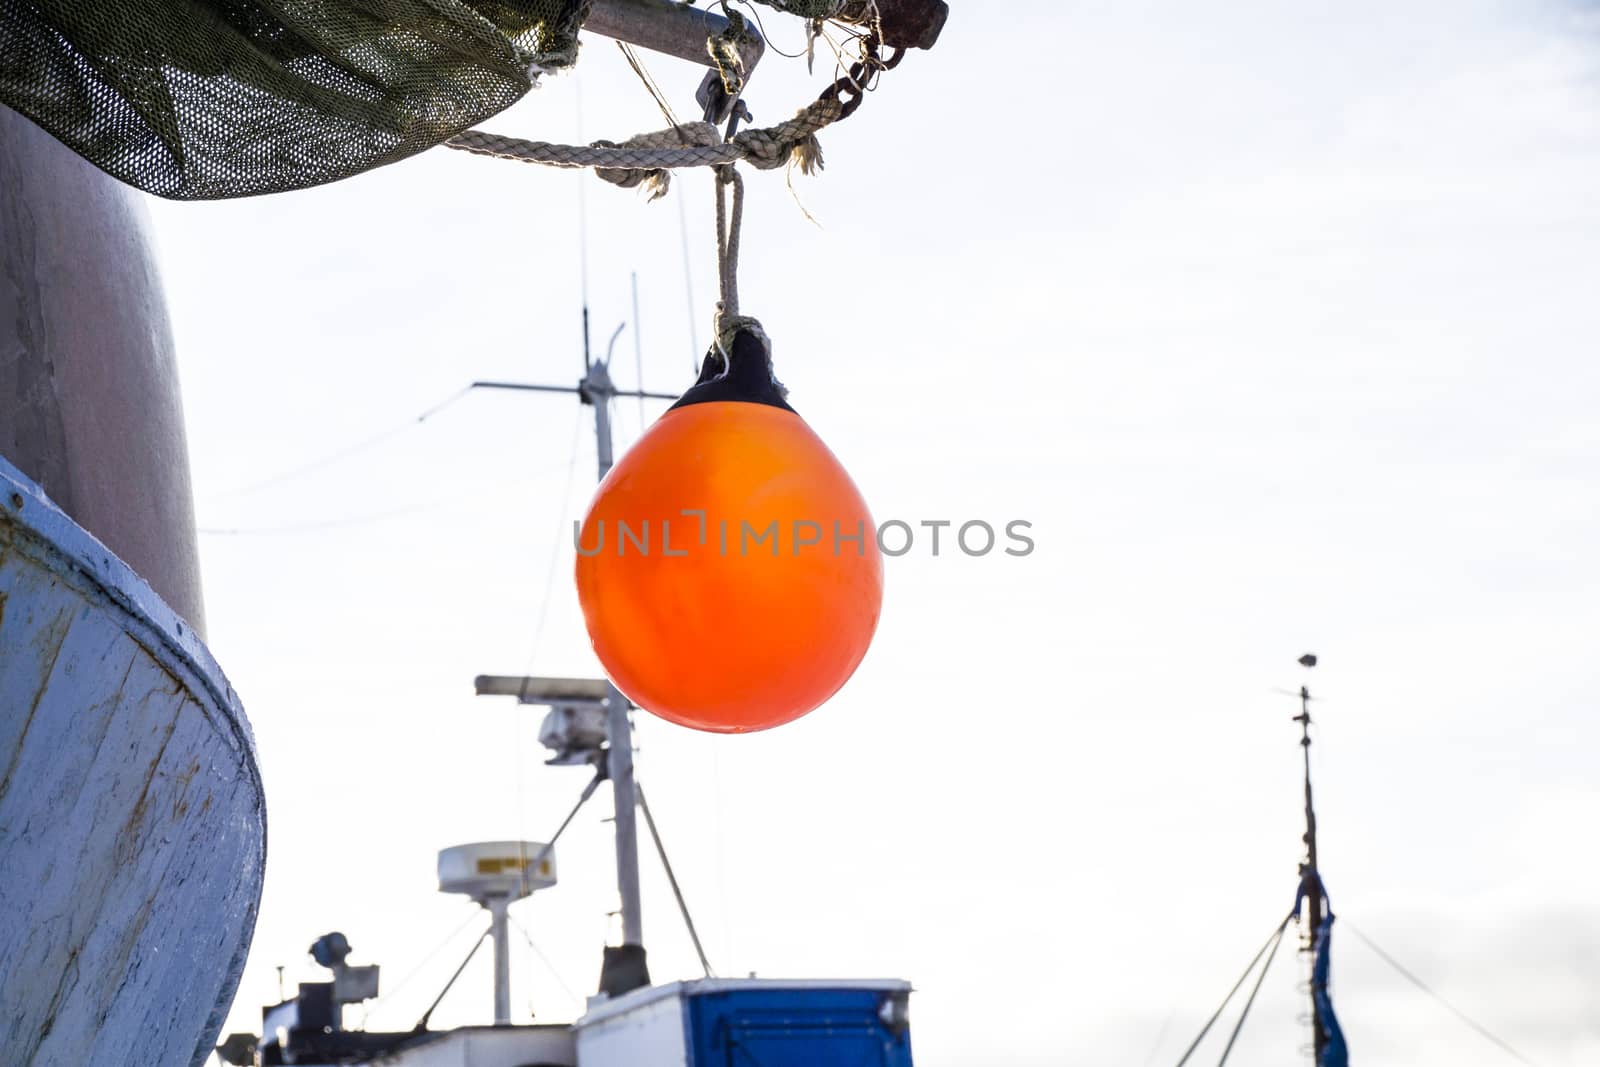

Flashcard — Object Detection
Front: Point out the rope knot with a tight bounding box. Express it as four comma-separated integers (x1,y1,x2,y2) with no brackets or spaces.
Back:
731,98,842,172
591,121,722,198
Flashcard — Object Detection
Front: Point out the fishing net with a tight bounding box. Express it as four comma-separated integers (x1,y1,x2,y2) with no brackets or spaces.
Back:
0,0,590,199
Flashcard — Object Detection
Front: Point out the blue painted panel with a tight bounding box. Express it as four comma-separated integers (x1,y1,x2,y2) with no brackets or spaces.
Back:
686,988,914,1067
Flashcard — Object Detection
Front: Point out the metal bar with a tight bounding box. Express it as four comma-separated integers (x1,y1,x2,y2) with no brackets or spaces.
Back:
586,0,765,77
586,377,645,952
489,897,512,1025
520,772,607,879
475,675,610,702
470,381,581,395
472,381,676,400
604,681,644,948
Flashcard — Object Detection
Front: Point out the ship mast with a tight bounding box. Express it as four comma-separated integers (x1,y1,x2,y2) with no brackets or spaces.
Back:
1293,653,1328,1062
587,356,646,955
471,327,677,989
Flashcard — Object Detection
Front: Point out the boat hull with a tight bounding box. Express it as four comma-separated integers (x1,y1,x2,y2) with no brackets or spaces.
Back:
0,457,266,1066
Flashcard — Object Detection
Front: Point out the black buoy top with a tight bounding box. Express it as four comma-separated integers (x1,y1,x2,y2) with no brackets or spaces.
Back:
669,327,795,413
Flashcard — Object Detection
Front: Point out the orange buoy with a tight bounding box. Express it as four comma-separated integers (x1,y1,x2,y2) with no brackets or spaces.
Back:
575,327,883,733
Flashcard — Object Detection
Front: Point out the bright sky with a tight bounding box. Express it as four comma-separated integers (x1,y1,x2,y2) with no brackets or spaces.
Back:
153,2,1599,1064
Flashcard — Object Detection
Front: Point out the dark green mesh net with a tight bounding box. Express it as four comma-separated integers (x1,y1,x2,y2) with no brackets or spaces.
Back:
0,0,589,199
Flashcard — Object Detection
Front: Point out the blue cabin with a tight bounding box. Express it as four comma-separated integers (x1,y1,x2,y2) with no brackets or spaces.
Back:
575,978,915,1067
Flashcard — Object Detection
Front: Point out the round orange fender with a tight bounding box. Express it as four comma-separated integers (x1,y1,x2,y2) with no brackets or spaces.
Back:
576,329,883,733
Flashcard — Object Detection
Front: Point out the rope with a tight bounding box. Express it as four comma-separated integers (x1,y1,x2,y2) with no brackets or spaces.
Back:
709,164,771,378
1214,919,1287,1065
1344,921,1544,1067
1171,913,1293,1067
714,165,744,319
443,96,843,198
444,24,897,196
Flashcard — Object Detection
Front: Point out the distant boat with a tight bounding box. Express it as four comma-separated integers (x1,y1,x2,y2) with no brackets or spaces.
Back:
1162,662,1540,1067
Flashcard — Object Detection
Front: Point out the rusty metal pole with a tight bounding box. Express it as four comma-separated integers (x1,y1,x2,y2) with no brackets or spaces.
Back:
586,0,766,74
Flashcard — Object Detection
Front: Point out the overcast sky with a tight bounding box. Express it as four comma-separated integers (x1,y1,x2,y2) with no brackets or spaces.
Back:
152,2,1599,1063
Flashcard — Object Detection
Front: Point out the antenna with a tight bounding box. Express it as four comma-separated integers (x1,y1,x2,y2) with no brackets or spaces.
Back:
1292,652,1329,1063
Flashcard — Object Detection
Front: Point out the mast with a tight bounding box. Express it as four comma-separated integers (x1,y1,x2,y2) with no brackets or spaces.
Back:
583,357,645,952
488,896,512,1025
470,325,677,990
1293,654,1328,1062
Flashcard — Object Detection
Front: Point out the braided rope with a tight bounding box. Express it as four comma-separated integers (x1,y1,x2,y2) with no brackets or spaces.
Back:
444,97,843,195
708,166,785,397
445,125,736,171
714,167,744,319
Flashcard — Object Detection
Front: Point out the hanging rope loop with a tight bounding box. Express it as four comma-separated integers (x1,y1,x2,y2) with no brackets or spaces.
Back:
707,163,783,397
713,164,749,336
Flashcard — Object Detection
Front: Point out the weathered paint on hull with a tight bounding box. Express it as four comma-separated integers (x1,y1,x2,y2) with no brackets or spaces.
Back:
0,457,266,1066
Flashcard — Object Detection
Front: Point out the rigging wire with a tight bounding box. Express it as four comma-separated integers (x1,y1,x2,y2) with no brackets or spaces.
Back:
511,401,586,992
209,386,475,498
360,904,487,1026
519,403,586,677
1344,921,1544,1067
574,68,599,380
1213,919,1288,1066
723,0,809,60
507,914,585,1012
617,40,682,129
636,783,715,977
710,745,734,975
198,456,579,536
1140,1009,1177,1067
677,179,702,375
415,927,492,1031
1171,913,1293,1067
631,272,647,427
199,502,442,536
